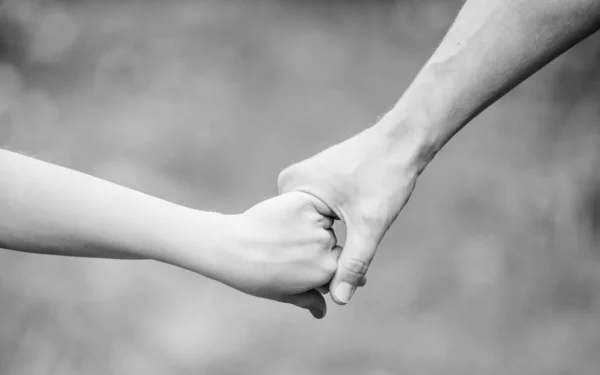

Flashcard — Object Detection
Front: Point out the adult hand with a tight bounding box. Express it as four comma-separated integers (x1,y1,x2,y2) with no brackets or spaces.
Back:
278,124,424,305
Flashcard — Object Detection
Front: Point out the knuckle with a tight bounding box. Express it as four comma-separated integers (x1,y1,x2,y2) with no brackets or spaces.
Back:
321,215,334,228
326,231,337,248
315,230,333,248
328,229,337,243
277,168,291,192
341,257,370,278
277,164,301,193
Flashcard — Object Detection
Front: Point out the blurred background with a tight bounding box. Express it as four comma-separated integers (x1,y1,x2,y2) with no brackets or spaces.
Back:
1,0,600,374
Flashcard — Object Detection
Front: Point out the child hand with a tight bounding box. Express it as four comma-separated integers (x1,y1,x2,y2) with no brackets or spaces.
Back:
220,192,340,319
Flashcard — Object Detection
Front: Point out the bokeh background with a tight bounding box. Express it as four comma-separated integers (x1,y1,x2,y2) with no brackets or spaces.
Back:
1,0,600,374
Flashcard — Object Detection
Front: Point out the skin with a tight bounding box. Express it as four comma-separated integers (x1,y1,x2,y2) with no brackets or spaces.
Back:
2,0,597,318
0,149,349,318
279,0,600,305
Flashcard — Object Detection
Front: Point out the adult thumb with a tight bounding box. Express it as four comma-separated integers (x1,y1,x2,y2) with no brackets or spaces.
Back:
330,224,380,305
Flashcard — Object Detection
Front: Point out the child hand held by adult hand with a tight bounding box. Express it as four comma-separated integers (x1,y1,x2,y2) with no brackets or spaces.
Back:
167,192,345,319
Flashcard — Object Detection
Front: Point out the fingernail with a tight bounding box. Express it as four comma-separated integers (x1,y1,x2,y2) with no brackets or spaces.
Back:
334,282,356,304
311,309,325,319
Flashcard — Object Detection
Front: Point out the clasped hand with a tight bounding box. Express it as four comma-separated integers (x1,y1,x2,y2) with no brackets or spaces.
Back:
213,125,420,319
206,192,365,319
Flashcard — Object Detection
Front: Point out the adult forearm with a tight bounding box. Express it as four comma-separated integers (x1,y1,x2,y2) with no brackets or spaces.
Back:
277,0,600,305
378,0,600,169
0,149,224,269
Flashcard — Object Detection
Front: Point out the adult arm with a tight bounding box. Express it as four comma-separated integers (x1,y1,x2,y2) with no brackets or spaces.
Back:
384,0,600,161
279,0,600,305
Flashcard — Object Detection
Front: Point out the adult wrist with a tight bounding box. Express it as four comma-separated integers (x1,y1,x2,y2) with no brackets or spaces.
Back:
373,106,439,177
374,63,469,176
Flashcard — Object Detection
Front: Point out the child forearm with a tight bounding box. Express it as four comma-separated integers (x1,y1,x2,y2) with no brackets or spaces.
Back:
0,149,341,317
0,149,225,268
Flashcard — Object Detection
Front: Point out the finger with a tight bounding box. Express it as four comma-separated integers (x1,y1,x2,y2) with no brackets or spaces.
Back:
327,228,337,249
328,245,366,289
313,245,344,296
316,285,329,294
294,191,337,219
284,289,327,319
317,276,366,297
358,276,367,287
331,244,343,258
321,215,335,229
330,225,379,305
